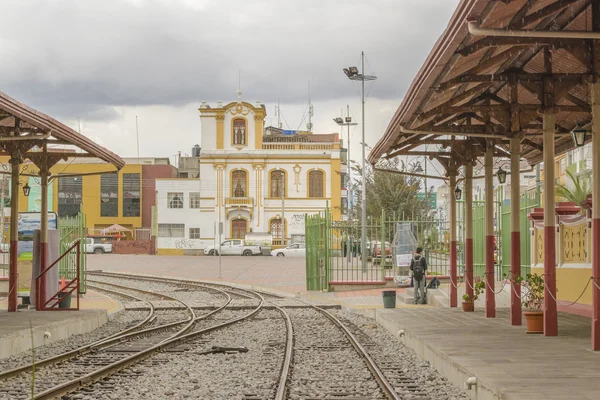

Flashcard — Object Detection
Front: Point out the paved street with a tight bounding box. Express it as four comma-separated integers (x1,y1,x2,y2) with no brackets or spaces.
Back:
88,254,307,294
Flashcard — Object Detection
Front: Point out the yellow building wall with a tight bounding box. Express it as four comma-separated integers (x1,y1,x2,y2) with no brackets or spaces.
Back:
330,158,341,221
531,266,592,305
7,160,143,234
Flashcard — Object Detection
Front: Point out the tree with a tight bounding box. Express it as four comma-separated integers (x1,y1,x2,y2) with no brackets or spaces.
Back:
555,169,591,207
349,158,430,221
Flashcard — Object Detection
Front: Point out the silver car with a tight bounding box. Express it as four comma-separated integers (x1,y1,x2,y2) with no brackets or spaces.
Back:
270,243,306,257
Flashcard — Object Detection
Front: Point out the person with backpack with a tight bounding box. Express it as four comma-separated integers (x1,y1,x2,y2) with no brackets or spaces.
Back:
410,247,427,304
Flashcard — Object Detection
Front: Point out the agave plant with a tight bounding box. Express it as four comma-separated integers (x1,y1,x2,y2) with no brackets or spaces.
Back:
555,169,591,208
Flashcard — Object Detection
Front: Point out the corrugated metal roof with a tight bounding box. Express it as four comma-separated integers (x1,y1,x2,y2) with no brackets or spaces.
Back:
0,90,125,170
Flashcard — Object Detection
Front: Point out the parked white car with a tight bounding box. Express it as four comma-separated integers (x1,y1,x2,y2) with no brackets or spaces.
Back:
203,240,262,256
271,243,306,257
85,237,113,254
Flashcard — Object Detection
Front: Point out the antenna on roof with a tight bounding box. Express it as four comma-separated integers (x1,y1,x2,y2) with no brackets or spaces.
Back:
307,82,313,132
275,98,282,129
136,115,140,162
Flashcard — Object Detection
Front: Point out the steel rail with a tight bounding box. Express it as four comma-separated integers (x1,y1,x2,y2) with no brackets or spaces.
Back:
33,284,264,400
312,305,402,400
272,303,294,400
0,286,156,380
86,279,198,339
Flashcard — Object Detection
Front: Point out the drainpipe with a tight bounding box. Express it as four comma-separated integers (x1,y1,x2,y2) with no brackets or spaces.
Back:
485,143,496,318
467,21,600,40
0,132,52,142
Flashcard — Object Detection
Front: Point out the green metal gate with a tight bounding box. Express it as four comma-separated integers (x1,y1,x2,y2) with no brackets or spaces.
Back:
500,188,540,279
58,213,87,293
305,212,329,291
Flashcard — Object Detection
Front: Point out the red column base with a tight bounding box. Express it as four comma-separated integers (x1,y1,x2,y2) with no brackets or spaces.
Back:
510,231,521,326
450,240,457,308
485,235,495,318
544,226,558,336
465,238,473,298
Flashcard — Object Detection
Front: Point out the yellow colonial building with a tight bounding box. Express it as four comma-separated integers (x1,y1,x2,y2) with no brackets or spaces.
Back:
155,95,344,254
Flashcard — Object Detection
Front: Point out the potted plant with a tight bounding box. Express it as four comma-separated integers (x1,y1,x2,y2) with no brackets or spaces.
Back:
513,273,545,334
461,280,484,312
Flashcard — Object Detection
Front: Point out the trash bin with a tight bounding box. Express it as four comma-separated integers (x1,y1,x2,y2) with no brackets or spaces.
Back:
58,292,72,309
382,290,397,308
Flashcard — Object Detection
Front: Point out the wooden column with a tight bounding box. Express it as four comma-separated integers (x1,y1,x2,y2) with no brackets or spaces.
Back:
543,77,558,336
591,79,600,349
8,156,20,312
591,0,600,351
485,143,495,318
465,163,474,301
38,163,49,309
449,173,457,308
510,137,522,325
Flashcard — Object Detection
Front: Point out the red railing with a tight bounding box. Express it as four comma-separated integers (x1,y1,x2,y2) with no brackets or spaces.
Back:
35,240,80,311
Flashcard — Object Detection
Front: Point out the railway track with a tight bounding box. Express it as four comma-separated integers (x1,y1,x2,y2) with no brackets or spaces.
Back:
1,272,465,399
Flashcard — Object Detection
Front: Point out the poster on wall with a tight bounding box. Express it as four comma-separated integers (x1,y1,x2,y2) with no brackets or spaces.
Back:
27,177,54,212
18,212,58,259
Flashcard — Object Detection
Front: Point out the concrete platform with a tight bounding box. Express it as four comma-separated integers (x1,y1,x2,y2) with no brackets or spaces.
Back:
302,285,600,400
0,290,122,359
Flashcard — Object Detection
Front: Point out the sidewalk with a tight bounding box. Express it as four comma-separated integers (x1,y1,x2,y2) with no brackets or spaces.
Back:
0,290,121,359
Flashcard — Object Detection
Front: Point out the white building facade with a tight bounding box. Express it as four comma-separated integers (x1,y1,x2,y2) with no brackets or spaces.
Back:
155,97,343,254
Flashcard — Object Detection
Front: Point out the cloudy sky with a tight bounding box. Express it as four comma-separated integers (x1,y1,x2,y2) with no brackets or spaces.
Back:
1,0,458,167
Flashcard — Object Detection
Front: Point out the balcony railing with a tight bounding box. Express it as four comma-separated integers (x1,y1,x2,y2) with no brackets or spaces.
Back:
262,143,338,151
225,197,254,206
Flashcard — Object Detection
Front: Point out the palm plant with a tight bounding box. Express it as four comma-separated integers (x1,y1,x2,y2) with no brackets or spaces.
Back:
555,169,591,207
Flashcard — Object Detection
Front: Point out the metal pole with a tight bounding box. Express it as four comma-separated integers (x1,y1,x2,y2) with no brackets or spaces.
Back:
0,175,5,265
485,143,496,318
510,137,522,325
465,163,474,301
39,161,49,310
281,174,285,246
361,51,367,273
347,104,352,216
592,79,600,349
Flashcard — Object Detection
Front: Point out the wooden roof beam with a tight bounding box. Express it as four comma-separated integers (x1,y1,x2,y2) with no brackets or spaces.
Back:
457,36,584,57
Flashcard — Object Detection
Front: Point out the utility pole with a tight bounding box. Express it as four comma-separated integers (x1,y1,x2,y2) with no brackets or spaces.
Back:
281,173,285,246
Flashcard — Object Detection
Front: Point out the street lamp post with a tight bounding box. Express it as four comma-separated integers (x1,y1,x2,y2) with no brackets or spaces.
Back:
334,106,358,219
344,51,376,273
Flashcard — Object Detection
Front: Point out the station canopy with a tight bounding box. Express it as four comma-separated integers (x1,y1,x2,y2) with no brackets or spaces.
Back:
369,0,598,169
0,90,124,169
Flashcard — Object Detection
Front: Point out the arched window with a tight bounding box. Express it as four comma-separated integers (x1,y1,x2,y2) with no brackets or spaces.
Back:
308,170,324,198
271,170,285,198
233,118,246,145
232,170,247,197
270,218,285,245
231,219,247,239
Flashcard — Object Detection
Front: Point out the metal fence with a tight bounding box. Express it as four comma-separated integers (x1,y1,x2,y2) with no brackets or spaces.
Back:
305,200,505,291
58,213,87,293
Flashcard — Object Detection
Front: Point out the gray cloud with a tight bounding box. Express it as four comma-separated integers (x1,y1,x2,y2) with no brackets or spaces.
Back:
0,0,457,120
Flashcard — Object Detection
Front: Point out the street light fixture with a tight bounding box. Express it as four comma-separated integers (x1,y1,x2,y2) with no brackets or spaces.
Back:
22,183,31,197
343,52,376,273
496,167,507,184
571,125,588,147
454,186,462,201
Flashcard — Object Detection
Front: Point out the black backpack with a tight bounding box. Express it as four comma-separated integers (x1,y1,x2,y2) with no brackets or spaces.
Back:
413,255,425,281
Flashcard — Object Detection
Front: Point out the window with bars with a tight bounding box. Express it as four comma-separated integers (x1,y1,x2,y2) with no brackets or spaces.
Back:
270,170,285,198
122,173,140,217
100,173,118,217
168,192,184,209
58,177,83,217
232,170,247,197
308,170,324,198
189,228,200,239
158,223,185,238
233,118,246,145
189,192,200,209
